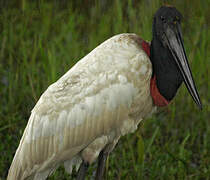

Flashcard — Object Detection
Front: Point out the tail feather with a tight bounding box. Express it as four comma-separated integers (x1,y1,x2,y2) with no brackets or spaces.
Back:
7,118,32,180
7,151,25,180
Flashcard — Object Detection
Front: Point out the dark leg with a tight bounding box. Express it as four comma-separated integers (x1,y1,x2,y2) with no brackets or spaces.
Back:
95,150,109,180
76,160,89,180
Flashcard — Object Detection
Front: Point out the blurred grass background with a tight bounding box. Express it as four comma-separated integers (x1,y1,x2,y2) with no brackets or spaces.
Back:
0,0,209,179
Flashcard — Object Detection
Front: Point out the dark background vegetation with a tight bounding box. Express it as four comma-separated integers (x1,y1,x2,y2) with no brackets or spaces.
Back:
0,0,209,179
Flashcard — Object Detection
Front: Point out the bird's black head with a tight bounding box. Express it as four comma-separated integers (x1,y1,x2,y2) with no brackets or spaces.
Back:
150,6,202,109
153,6,182,47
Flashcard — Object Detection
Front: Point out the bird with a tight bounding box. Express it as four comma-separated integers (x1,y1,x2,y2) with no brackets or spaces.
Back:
7,6,202,180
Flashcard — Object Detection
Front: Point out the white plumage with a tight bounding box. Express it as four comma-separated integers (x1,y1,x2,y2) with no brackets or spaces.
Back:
7,33,156,180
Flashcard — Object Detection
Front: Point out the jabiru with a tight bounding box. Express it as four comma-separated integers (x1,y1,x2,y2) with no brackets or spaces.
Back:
7,6,202,180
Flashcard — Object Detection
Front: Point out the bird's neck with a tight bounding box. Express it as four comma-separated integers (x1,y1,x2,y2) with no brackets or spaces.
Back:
149,36,183,106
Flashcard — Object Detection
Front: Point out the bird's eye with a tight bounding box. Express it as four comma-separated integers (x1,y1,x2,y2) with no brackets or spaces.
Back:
160,16,166,23
175,16,181,22
173,16,180,24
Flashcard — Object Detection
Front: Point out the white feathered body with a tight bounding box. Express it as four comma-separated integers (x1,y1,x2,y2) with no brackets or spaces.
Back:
7,33,156,180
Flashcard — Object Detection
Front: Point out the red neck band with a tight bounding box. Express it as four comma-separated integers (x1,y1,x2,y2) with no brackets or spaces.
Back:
150,75,169,106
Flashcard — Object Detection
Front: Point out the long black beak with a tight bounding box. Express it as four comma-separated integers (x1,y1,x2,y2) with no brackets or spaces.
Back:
164,23,202,109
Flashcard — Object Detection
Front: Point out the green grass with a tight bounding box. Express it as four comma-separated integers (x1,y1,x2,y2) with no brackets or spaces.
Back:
0,0,209,179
